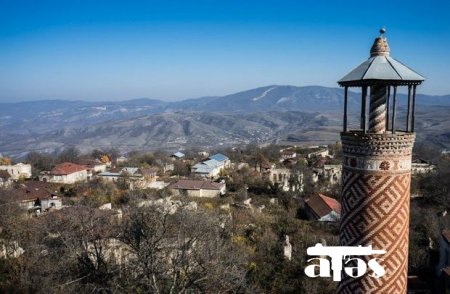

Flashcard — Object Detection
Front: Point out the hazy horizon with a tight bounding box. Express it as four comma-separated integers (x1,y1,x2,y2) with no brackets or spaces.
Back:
0,84,446,104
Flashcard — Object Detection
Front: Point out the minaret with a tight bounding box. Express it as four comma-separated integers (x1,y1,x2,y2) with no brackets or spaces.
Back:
337,29,425,293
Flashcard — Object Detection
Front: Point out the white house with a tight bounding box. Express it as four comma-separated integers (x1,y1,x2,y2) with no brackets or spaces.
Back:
208,153,231,168
317,164,342,185
280,150,297,162
97,167,150,189
168,179,226,198
40,162,88,184
412,159,436,175
0,163,32,180
192,153,231,179
97,167,143,181
307,149,330,159
269,168,303,192
192,159,223,178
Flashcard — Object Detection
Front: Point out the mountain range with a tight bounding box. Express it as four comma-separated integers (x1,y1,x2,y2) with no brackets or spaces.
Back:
1,85,449,157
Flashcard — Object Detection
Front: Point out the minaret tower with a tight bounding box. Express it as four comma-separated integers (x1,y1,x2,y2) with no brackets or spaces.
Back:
337,29,424,293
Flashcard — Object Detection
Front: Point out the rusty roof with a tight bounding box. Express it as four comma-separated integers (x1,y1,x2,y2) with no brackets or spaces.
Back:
305,193,341,218
2,181,59,201
51,162,87,175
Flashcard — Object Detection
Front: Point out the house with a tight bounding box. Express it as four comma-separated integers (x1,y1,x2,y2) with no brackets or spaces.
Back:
0,163,32,181
155,159,174,173
280,150,297,161
192,153,231,178
97,167,143,181
14,181,62,212
208,153,231,168
269,168,303,192
316,164,342,185
97,167,147,189
171,152,185,160
78,159,108,174
168,179,226,197
304,193,341,222
307,148,330,159
116,156,128,164
0,170,12,188
192,159,223,178
412,159,436,175
40,162,88,184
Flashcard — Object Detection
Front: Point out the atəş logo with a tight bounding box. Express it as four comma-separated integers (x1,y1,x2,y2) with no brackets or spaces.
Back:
304,243,386,281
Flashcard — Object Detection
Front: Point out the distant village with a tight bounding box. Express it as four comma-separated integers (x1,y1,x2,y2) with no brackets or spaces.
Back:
0,144,436,217
0,144,447,292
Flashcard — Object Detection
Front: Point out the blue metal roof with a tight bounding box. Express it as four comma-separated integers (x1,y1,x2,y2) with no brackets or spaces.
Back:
209,153,229,162
193,159,222,174
172,152,185,158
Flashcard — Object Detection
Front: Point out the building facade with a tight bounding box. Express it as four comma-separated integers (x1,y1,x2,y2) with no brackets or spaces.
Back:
0,163,32,180
168,179,226,198
40,162,88,184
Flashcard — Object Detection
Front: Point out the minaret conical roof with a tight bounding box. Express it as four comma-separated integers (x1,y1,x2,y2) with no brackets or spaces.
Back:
338,29,425,87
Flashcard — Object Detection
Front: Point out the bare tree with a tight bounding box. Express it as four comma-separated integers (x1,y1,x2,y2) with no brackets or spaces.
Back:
119,205,249,293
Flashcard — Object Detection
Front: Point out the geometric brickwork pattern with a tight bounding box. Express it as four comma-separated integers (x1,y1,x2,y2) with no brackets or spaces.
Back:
337,170,410,293
341,132,415,158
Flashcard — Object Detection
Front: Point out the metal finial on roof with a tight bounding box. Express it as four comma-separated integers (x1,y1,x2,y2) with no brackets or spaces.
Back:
370,30,390,57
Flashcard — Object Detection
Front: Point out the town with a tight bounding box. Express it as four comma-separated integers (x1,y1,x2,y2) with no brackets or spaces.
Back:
0,142,447,293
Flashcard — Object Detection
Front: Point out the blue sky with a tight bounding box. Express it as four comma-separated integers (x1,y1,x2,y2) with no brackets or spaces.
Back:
1,0,450,101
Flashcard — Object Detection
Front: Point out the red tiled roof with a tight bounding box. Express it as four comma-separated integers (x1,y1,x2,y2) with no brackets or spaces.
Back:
442,230,450,243
51,162,87,175
305,193,341,218
319,193,341,215
168,179,224,191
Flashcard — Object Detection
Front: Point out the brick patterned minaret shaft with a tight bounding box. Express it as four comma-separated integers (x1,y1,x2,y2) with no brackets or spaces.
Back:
337,32,422,294
338,132,414,293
